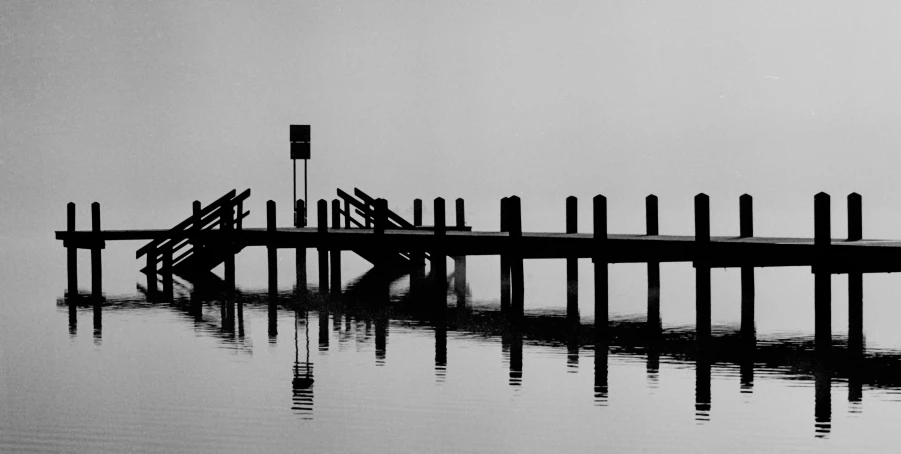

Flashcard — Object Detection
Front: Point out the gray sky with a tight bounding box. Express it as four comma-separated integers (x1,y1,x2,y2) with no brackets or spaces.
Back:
4,0,901,240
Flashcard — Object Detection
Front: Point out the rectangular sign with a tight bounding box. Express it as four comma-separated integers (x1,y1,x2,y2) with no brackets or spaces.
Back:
290,125,310,143
291,142,311,160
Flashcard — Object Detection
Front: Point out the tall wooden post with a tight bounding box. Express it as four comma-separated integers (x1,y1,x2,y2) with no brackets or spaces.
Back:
91,202,102,301
454,198,466,308
814,192,832,354
593,195,608,340
343,198,351,229
694,194,711,343
330,199,342,295
509,196,524,317
411,199,425,297
433,198,447,304
189,200,201,296
317,199,329,295
224,203,236,295
566,196,579,321
67,202,77,299
646,195,660,331
848,192,863,355
500,197,511,312
295,199,307,293
163,246,173,300
267,200,278,304
739,194,755,341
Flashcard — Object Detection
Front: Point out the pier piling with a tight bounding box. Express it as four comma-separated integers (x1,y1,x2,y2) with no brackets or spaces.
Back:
224,204,236,295
694,194,711,343
454,198,466,308
268,200,278,303
566,196,579,321
91,202,102,300
646,195,660,332
295,199,307,293
739,194,755,340
848,193,863,354
814,192,831,353
163,246,173,300
500,197,511,312
509,196,524,317
434,198,447,304
67,202,77,299
411,198,424,297
593,195,608,339
317,200,328,295
330,199,342,295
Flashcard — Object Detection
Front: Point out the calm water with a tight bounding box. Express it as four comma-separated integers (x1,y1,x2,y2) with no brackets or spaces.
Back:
4,238,901,452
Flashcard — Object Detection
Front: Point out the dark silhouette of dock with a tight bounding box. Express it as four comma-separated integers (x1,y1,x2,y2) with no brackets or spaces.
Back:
57,189,882,354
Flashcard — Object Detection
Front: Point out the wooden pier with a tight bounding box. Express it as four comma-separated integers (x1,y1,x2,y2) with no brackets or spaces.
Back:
57,189,896,351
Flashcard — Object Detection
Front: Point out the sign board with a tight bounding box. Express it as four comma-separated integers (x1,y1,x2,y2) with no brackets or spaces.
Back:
290,125,311,159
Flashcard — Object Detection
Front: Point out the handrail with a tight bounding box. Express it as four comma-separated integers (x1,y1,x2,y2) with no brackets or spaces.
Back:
136,189,250,258
353,188,414,229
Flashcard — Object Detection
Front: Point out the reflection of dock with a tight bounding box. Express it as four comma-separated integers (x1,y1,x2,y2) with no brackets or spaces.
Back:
58,190,883,353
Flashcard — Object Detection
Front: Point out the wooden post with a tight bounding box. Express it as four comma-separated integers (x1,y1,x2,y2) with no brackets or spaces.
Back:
146,245,157,298
814,192,831,353
163,246,173,300
566,196,578,321
375,198,387,235
500,197,511,312
814,359,832,437
91,202,102,300
317,199,329,295
454,198,466,308
509,196,524,317
411,198,425,296
694,194,711,343
695,356,711,419
646,195,660,331
343,198,351,229
189,200,201,296
330,199,342,295
739,194,754,341
848,192,863,355
67,202,77,299
267,200,278,303
434,197,447,303
593,195,608,340
224,204,236,295
295,199,307,293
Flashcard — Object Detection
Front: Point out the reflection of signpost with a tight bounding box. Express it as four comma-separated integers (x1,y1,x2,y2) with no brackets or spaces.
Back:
290,125,310,227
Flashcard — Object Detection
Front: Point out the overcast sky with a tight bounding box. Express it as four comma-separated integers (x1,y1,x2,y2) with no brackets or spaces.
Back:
5,0,901,241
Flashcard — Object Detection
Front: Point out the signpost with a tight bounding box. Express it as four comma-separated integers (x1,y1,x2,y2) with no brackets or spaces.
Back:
290,125,311,227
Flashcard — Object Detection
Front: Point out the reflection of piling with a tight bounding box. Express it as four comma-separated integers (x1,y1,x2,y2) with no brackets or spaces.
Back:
435,320,447,381
814,193,831,354
295,199,307,293
646,343,659,387
695,355,711,422
68,303,77,337
646,195,660,333
694,194,711,344
814,359,832,438
509,196,524,317
67,202,77,299
375,311,387,365
566,318,579,371
593,195,608,340
566,196,579,321
509,325,523,386
847,193,864,356
454,198,467,308
594,341,608,405
318,308,329,351
91,202,102,300
267,200,278,304
330,199,342,296
317,200,329,295
740,194,755,341
433,198,447,306
499,197,511,312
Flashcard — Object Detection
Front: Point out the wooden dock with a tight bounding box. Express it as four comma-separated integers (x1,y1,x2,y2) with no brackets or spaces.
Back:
57,189,888,353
